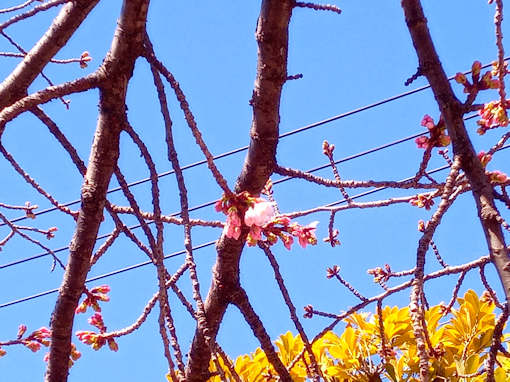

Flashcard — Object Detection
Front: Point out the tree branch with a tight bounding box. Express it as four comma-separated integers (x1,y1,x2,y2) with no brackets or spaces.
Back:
401,0,510,308
0,0,99,109
45,1,150,381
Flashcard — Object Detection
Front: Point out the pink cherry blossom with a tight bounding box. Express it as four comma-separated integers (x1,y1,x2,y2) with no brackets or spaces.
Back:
415,136,429,149
24,341,41,352
292,221,319,248
244,201,274,227
248,225,262,242
282,234,294,250
421,115,435,130
224,208,242,240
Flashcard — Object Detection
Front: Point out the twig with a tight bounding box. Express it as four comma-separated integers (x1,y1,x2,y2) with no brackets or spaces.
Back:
0,211,64,270
0,1,67,25
486,305,509,382
480,264,504,310
0,144,78,218
294,2,341,14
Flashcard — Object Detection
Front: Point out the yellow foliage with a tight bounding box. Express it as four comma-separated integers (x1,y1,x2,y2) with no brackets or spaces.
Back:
193,290,508,382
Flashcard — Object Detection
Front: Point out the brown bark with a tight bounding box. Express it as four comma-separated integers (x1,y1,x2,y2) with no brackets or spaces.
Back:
184,0,294,380
45,1,150,381
401,0,510,303
401,2,510,379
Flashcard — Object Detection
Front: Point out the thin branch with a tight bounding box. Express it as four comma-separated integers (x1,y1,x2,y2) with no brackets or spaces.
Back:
0,1,70,30
260,243,323,381
145,49,213,377
0,0,39,14
143,42,232,197
0,144,78,218
231,287,292,382
0,0,100,110
486,305,509,382
0,73,101,137
0,211,64,270
294,2,341,14
274,164,442,191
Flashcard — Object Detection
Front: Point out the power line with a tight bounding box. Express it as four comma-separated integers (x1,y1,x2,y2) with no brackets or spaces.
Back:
0,112,482,270
0,63,507,305
0,143,496,310
3,57,504,227
0,129,428,270
3,143,509,309
0,240,217,309
0,165,448,308
0,112,486,270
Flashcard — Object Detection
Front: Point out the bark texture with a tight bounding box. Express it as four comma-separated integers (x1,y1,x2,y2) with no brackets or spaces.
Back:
401,0,510,304
45,1,150,381
184,0,294,380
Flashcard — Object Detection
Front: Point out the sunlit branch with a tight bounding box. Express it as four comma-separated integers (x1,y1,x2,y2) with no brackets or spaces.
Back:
274,164,443,191
143,39,232,197
111,205,223,228
287,254,492,375
89,227,121,268
0,73,101,136
486,306,509,382
145,47,214,374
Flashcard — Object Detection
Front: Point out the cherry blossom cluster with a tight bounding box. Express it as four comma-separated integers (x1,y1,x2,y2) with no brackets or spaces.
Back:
454,60,509,134
415,115,450,150
477,151,510,184
75,285,111,314
75,285,118,351
0,326,51,357
454,60,500,95
367,264,392,286
476,99,510,134
75,312,118,352
215,191,318,250
0,325,81,366
409,193,435,210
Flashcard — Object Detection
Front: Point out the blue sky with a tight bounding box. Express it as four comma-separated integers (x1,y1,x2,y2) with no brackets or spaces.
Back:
0,1,508,381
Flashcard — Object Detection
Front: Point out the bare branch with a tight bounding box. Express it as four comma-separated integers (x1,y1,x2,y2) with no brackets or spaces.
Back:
0,0,99,109
45,1,150,380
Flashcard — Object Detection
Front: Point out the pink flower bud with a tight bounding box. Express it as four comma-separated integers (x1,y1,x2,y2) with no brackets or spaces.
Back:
17,324,27,338
90,285,110,294
108,338,119,352
24,341,41,352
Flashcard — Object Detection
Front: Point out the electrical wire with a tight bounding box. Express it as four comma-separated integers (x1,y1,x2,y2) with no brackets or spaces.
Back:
0,60,507,307
0,240,217,308
2,57,505,226
0,113,481,270
0,129,428,270
3,143,509,309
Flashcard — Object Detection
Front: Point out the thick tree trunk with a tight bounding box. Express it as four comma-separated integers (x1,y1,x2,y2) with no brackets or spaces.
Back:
45,1,150,381
184,0,294,380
